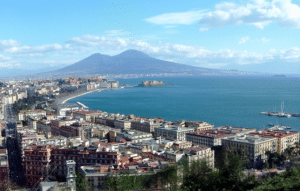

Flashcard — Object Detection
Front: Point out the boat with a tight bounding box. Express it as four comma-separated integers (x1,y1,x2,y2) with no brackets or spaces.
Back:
286,126,292,129
277,101,287,117
285,114,292,118
268,123,274,127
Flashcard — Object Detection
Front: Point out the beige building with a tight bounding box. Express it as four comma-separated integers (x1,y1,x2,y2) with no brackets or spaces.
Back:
18,110,47,121
73,110,103,122
222,134,277,166
114,119,131,130
250,130,299,154
186,130,233,147
183,147,215,168
131,119,161,133
185,121,214,131
154,124,194,141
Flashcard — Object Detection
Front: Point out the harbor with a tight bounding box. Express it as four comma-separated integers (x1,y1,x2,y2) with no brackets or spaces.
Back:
260,111,300,118
260,101,300,118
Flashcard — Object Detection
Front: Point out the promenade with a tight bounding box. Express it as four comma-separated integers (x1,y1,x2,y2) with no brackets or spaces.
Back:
54,89,101,105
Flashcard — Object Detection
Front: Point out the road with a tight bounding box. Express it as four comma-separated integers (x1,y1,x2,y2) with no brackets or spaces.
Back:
5,104,26,186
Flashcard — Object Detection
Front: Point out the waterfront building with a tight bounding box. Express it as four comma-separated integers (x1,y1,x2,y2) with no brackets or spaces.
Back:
250,130,300,154
222,134,277,167
186,130,233,147
154,124,194,141
184,121,214,131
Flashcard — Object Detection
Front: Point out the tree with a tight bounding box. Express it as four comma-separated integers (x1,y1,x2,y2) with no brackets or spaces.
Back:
76,171,91,191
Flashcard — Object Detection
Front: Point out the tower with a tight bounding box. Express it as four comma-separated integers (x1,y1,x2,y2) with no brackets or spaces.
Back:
65,160,76,191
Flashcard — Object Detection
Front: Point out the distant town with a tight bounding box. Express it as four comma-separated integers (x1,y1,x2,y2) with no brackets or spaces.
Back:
0,76,300,190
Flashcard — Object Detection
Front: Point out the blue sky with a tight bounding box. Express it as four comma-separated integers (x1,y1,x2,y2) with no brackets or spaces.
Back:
1,0,300,73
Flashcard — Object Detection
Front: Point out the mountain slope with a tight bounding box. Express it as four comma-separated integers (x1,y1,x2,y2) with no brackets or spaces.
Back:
51,49,218,75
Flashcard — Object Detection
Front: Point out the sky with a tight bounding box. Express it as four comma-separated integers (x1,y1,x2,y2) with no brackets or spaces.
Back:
1,0,300,74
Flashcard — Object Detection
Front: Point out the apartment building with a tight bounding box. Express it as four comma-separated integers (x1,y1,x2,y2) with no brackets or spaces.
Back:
250,130,300,154
18,109,47,121
215,126,256,136
72,110,103,122
185,121,214,131
154,124,194,141
80,165,110,188
114,119,131,129
50,148,121,177
116,130,153,143
222,134,277,166
131,119,161,133
0,149,9,189
23,146,52,187
183,147,215,168
172,141,193,150
186,130,233,147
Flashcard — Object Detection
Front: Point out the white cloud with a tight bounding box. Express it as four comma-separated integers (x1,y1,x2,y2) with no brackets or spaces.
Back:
0,39,21,51
200,0,300,29
199,27,209,31
145,10,205,25
1,35,300,70
146,0,300,29
239,37,249,44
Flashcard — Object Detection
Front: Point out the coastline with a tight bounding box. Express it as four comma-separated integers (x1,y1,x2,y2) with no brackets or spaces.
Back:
54,87,121,106
54,89,100,105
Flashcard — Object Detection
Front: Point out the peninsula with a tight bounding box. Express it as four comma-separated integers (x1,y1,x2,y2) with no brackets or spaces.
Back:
139,80,170,87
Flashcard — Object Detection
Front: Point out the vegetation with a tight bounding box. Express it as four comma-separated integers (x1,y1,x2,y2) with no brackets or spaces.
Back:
12,92,45,115
76,171,92,191
95,144,300,191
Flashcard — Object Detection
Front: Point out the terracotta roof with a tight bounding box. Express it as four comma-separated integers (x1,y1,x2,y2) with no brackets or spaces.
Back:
250,130,299,138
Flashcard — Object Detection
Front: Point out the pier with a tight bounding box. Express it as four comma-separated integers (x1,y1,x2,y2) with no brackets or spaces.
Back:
260,111,300,118
77,101,89,109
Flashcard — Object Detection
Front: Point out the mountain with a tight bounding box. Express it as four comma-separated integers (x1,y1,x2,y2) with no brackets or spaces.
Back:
220,61,300,74
49,49,219,76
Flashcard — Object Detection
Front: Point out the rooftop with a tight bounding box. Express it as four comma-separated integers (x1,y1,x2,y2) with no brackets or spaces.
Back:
187,129,232,139
250,129,299,138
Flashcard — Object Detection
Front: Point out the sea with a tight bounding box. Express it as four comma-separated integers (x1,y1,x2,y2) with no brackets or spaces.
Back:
67,75,300,131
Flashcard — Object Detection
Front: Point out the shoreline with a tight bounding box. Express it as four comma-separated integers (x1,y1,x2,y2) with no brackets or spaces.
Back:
55,89,100,105
55,88,121,105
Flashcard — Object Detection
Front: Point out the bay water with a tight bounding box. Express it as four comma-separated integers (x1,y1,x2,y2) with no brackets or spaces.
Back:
67,75,300,131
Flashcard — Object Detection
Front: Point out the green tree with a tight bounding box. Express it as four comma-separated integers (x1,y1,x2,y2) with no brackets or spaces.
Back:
76,171,92,191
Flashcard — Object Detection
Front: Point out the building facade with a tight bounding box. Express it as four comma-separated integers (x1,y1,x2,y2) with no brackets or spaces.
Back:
250,130,300,154
23,146,52,187
222,134,277,167
154,124,194,141
186,130,233,147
